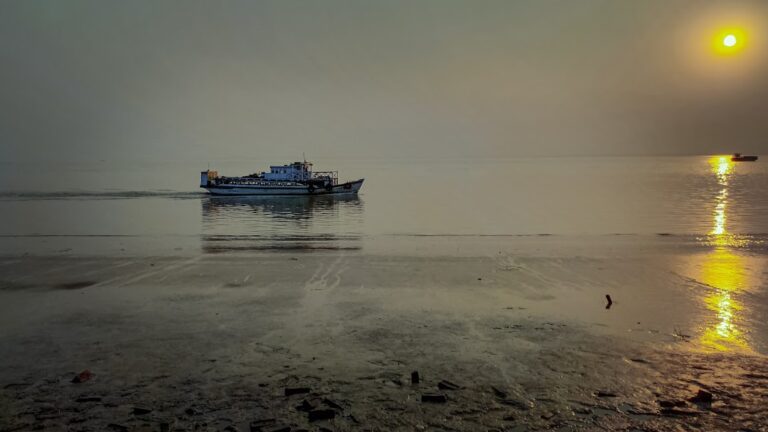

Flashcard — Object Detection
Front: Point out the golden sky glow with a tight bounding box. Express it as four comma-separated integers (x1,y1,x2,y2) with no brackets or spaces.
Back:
677,6,766,88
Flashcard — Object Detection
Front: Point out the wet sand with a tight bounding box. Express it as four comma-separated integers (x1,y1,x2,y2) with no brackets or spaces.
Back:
1,237,767,431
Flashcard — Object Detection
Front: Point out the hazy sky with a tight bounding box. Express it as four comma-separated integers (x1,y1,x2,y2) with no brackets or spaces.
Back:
2,0,767,162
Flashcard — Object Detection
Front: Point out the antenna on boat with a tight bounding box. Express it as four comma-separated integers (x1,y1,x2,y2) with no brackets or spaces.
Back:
303,152,306,163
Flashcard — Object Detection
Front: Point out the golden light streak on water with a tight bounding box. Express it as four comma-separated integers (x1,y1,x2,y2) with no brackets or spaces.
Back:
698,248,750,352
709,156,733,242
698,156,750,352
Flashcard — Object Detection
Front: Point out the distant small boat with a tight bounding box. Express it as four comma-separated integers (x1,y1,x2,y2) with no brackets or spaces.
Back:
731,153,758,162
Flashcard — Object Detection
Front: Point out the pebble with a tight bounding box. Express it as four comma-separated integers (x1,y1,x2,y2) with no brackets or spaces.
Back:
308,409,336,422
421,393,447,403
284,387,310,396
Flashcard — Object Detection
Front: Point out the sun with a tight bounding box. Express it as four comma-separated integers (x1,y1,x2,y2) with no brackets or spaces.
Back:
713,28,747,55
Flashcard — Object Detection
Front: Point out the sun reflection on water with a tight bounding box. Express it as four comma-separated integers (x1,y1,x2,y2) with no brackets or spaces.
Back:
698,156,750,352
699,248,749,351
710,156,731,238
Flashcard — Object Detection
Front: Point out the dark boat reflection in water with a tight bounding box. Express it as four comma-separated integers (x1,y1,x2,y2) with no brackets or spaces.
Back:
200,195,364,253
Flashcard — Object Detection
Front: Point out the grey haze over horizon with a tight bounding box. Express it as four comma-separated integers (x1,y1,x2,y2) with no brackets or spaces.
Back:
2,0,768,164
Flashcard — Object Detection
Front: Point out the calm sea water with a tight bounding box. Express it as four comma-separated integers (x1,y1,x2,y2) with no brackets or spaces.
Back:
2,156,768,354
0,156,766,254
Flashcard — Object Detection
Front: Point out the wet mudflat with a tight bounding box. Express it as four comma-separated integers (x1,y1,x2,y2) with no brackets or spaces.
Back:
0,237,767,431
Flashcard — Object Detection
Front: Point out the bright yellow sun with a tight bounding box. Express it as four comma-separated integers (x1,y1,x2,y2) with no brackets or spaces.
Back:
713,28,747,55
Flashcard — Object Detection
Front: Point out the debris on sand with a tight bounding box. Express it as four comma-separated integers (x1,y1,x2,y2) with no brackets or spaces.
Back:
605,294,613,309
322,398,344,410
296,399,315,412
491,386,507,399
688,389,713,404
132,406,152,415
594,390,617,398
657,399,686,408
56,281,96,290
264,427,290,432
411,371,420,384
421,393,447,403
500,398,533,410
75,396,101,403
72,370,93,383
661,407,699,417
185,407,202,416
308,409,336,422
437,380,461,390
249,418,276,431
284,387,311,396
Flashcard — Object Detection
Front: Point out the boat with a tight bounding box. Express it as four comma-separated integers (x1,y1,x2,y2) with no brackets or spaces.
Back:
731,153,758,162
199,161,364,196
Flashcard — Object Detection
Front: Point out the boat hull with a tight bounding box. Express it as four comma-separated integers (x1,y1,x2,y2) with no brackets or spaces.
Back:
203,179,364,196
731,156,758,162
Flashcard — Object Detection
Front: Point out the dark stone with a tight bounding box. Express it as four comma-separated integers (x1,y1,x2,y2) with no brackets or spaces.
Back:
132,406,152,415
71,370,93,383
689,389,713,404
75,396,101,403
56,281,96,290
411,371,420,384
500,398,533,410
658,400,686,408
223,426,239,432
284,387,310,396
185,407,201,416
296,399,314,412
661,408,699,417
437,380,460,390
249,418,276,432
268,428,291,432
421,393,447,403
308,409,336,422
322,398,344,410
594,391,617,398
491,386,507,399
107,424,128,432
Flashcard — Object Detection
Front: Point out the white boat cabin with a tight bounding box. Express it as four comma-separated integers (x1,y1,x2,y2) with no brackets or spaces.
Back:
263,162,313,181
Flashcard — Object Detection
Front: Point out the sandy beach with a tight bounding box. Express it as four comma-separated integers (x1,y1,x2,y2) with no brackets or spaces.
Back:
1,236,766,431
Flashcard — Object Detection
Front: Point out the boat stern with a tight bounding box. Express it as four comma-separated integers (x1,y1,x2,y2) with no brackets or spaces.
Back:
200,170,218,188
